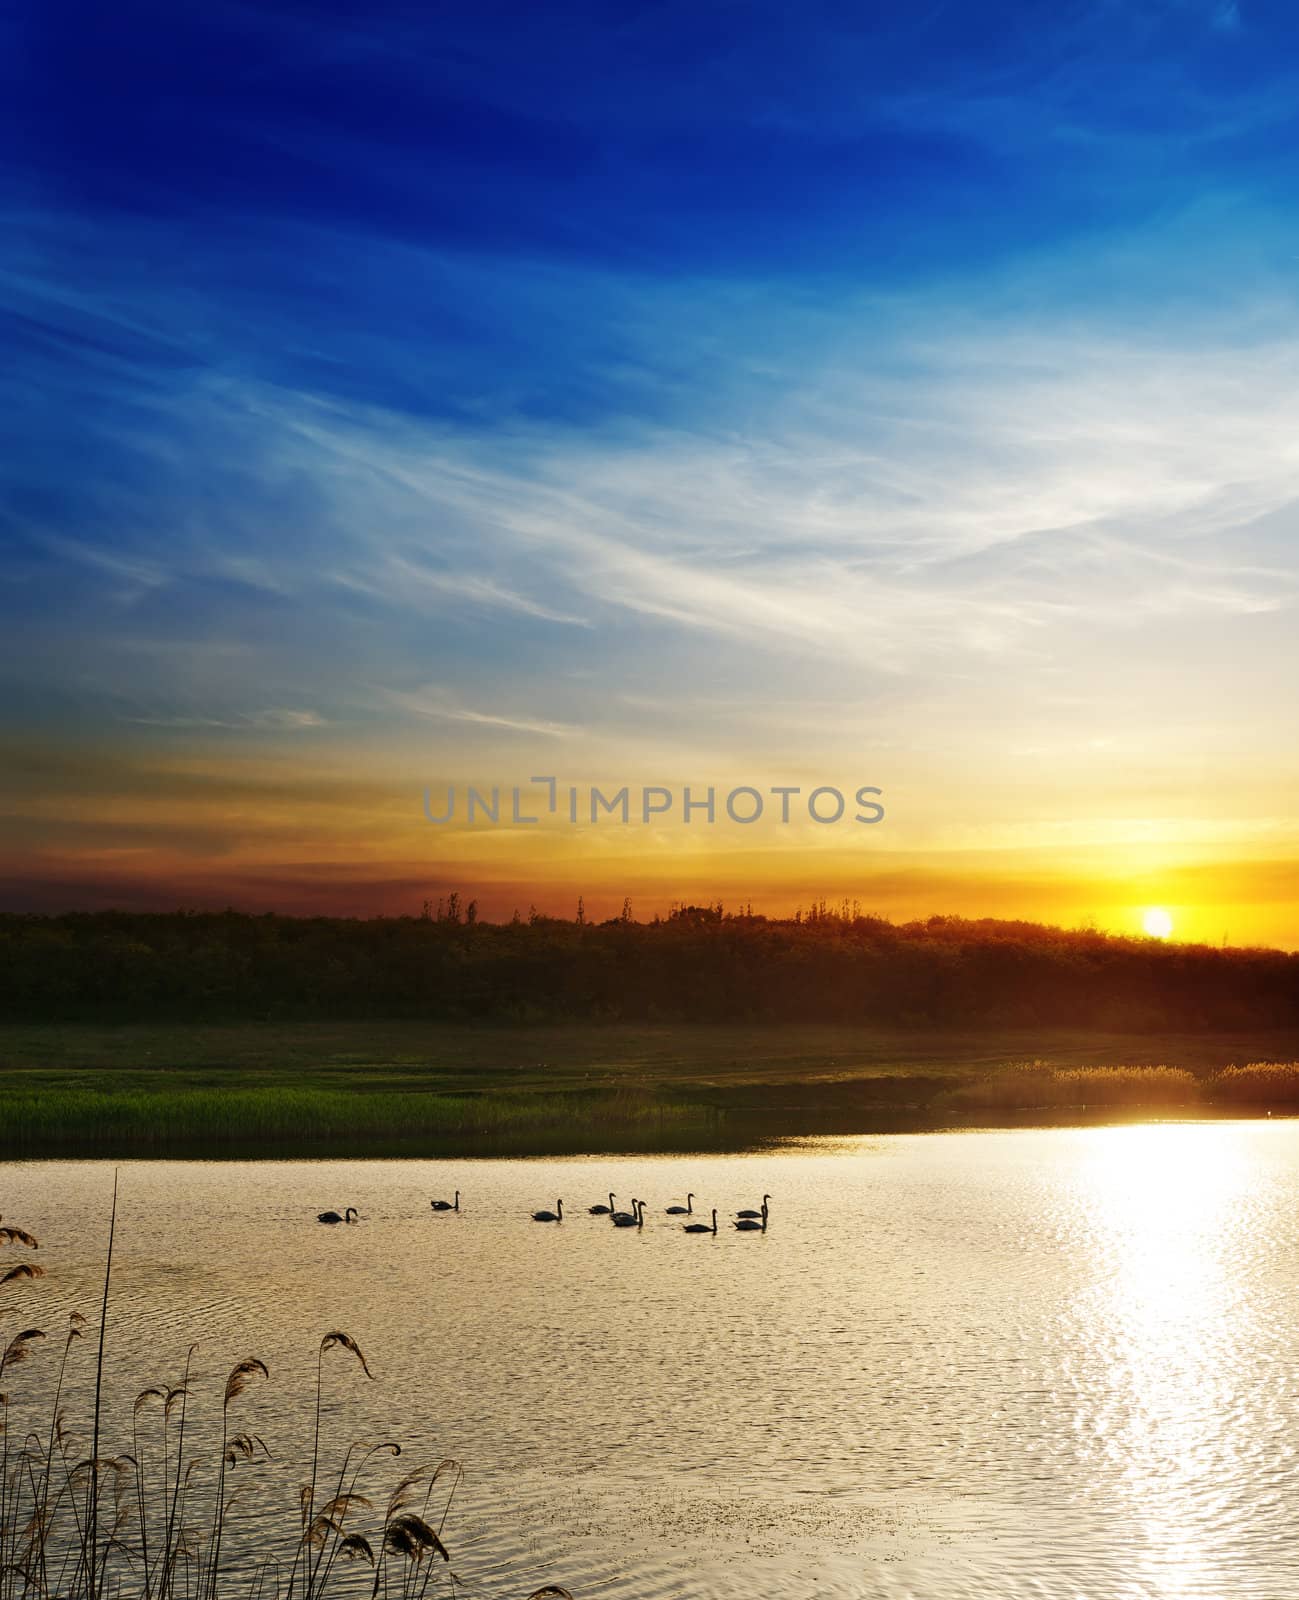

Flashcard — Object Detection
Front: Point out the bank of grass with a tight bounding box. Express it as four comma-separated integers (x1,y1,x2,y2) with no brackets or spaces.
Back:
7,1019,1294,1092
2,1022,1299,1154
0,1083,712,1156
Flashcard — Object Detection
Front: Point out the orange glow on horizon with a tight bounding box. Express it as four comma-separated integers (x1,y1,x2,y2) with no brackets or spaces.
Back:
2,738,1296,949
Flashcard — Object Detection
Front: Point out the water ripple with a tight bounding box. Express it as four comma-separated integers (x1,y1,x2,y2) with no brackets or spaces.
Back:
3,1123,1299,1595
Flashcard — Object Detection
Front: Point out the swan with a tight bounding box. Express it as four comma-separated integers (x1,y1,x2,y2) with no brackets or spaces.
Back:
665,1193,694,1215
588,1193,616,1215
734,1205,767,1232
611,1198,643,1228
683,1209,717,1235
736,1193,771,1219
430,1191,460,1212
317,1207,358,1224
531,1199,563,1222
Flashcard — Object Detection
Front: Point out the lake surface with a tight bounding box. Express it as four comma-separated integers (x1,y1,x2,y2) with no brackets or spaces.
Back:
4,1121,1299,1597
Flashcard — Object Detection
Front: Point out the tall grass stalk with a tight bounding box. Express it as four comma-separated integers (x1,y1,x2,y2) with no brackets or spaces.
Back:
85,1171,116,1600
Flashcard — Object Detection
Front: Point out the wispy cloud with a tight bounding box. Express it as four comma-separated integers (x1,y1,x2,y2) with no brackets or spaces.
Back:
240,322,1299,667
384,686,579,739
8,271,1299,732
122,708,328,731
329,554,592,628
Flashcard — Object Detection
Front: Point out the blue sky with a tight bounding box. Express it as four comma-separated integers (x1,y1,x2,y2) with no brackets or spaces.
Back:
4,0,1299,934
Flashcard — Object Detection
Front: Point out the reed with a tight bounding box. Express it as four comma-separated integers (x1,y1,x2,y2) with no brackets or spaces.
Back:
1210,1061,1299,1104
0,1205,574,1600
941,1062,1199,1110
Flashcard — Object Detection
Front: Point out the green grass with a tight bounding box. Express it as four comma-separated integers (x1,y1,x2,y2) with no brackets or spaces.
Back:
2,1021,1297,1154
4,1018,1293,1088
0,1083,713,1156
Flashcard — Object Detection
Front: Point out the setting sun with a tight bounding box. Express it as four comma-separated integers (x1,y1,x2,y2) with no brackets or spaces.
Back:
1143,907,1175,940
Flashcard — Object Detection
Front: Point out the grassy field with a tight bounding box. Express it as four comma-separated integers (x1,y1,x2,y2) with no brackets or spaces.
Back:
2,1019,1298,1155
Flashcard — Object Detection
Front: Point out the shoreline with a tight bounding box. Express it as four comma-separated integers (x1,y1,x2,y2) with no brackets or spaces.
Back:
3,1017,1297,1159
1,1089,1296,1162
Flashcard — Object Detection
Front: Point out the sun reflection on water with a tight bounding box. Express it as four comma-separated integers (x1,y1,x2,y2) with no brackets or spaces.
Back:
1073,1123,1259,1596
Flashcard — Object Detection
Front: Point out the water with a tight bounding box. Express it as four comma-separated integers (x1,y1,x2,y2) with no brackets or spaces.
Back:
4,1121,1299,1597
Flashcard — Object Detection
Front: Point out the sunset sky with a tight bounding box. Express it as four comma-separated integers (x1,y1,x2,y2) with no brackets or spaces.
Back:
4,1,1299,944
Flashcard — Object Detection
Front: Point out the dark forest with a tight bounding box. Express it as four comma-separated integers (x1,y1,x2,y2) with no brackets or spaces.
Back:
3,904,1296,1030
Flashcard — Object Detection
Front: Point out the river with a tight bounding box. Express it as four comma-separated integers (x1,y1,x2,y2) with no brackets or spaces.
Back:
2,1121,1296,1597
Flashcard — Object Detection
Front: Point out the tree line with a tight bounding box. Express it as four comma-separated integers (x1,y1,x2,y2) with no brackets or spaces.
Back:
2,905,1296,1029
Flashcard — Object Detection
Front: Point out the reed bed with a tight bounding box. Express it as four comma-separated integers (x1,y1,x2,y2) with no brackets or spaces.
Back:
0,1193,574,1600
1209,1061,1299,1104
945,1059,1299,1112
941,1062,1199,1111
0,1086,708,1156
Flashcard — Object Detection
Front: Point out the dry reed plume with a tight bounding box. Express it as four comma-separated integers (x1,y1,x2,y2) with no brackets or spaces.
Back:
942,1062,1199,1110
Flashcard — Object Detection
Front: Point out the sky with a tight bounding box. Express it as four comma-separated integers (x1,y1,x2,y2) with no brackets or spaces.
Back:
4,0,1299,943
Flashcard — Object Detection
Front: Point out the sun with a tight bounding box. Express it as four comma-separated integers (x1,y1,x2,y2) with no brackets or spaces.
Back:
1142,906,1174,939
